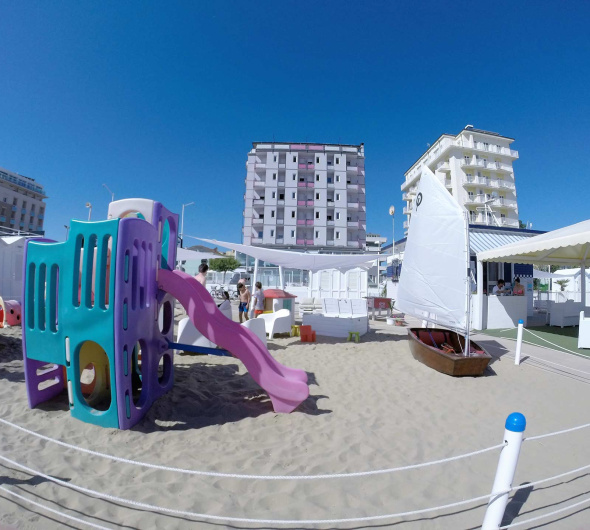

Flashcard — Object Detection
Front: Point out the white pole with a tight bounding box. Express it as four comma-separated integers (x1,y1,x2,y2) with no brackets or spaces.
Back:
581,255,587,308
482,413,526,530
514,319,524,365
464,212,471,355
180,201,194,248
278,265,284,290
477,259,484,330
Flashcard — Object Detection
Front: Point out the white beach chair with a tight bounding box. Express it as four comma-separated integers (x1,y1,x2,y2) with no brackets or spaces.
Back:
258,309,292,338
322,298,340,317
579,311,590,349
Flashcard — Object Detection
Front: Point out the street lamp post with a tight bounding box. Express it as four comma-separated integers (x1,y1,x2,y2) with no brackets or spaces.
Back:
389,205,395,284
102,183,115,203
85,202,92,221
180,201,195,248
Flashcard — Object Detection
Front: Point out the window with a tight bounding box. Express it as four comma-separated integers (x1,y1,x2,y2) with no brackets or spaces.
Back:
270,229,275,237
273,155,277,162
327,215,332,221
336,175,340,182
336,212,340,220
315,231,319,238
316,157,320,163
336,231,340,239
293,173,296,180
292,192,296,199
299,177,305,182
271,210,275,218
272,191,276,199
468,191,474,200
291,211,296,218
336,193,340,200
279,193,284,200
291,230,295,237
273,173,277,180
315,193,320,200
327,177,332,183
316,174,320,181
336,157,340,164
293,156,296,162
315,212,320,219
258,231,263,238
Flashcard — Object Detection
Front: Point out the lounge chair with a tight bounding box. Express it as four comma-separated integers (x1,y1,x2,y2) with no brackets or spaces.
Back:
258,309,292,338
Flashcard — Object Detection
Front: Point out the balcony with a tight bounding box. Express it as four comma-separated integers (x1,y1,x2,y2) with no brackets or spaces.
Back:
437,161,451,172
402,193,411,201
253,199,264,205
347,241,360,248
306,239,314,245
403,220,410,229
327,200,335,206
306,220,314,225
327,220,335,226
252,237,263,244
21,208,27,214
297,200,306,206
296,239,305,245
445,180,452,189
496,162,513,173
276,218,285,224
306,200,314,206
326,240,335,246
276,237,284,243
297,182,307,187
0,216,5,222
498,181,515,190
297,219,306,225
11,205,17,211
254,163,266,169
252,218,263,225
347,202,359,209
346,183,359,190
347,221,359,228
253,179,265,187
493,198,518,208
346,165,359,172
403,206,412,215
306,182,314,188
298,163,315,170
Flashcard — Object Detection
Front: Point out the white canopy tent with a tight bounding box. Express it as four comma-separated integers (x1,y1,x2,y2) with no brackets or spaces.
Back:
176,247,221,263
476,219,590,327
192,237,379,290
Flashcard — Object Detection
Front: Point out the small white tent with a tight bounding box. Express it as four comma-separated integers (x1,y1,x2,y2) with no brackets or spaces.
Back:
0,236,27,301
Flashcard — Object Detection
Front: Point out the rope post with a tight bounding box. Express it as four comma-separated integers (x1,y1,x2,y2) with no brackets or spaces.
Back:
482,412,526,530
514,319,524,365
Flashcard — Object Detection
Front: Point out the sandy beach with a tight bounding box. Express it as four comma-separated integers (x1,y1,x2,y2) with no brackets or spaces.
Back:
1,308,590,529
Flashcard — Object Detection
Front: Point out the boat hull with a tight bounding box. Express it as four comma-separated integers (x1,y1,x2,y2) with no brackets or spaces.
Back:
408,328,492,377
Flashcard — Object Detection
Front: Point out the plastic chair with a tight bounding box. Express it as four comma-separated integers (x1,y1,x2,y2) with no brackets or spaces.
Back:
300,325,316,343
258,309,292,339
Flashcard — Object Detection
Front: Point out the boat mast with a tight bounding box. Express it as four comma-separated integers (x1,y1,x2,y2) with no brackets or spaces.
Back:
464,212,471,356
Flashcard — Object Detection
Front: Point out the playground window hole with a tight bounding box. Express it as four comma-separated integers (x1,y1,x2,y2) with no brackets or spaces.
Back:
158,353,172,387
74,234,84,307
158,300,173,336
132,341,146,407
78,341,111,412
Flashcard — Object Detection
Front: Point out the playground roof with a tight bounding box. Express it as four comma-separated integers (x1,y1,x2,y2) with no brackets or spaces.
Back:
195,238,379,272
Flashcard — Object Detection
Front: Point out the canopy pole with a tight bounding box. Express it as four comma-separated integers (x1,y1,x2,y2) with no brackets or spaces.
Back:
582,260,587,308
253,258,259,288
278,265,284,290
464,213,471,355
477,259,484,330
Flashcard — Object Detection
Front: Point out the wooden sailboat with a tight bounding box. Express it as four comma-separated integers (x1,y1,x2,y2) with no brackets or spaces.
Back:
396,168,492,376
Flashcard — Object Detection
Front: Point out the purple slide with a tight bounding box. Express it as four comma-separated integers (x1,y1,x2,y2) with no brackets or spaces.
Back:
158,269,309,413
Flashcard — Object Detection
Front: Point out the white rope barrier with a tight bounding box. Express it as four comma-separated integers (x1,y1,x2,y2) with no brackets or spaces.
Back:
0,417,506,480
499,495,590,528
523,328,587,358
0,452,495,525
0,485,111,530
525,422,590,442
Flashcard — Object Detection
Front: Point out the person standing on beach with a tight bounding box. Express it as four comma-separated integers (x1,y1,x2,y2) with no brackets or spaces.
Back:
237,281,251,323
195,263,208,287
252,282,265,317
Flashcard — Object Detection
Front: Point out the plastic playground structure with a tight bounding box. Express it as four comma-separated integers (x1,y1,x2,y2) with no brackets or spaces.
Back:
21,198,309,429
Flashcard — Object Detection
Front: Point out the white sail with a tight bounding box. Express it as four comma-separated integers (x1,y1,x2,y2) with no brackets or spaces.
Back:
396,167,469,332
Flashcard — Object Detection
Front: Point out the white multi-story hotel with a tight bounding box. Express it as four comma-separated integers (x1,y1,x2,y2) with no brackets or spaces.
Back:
0,166,47,235
243,142,366,252
401,125,520,235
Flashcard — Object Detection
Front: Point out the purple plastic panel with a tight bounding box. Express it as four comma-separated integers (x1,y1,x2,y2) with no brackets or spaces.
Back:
114,218,172,429
21,238,65,408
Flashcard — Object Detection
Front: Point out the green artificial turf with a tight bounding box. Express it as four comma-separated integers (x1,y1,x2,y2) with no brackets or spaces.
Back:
481,326,590,358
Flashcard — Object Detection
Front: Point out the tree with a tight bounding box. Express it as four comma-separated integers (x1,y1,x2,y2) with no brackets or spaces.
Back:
208,257,242,283
555,279,570,292
519,220,526,229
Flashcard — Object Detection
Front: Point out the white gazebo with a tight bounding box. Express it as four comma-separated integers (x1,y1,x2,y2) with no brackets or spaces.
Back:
476,219,590,329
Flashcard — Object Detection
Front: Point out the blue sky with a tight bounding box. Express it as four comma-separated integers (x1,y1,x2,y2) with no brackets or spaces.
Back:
1,1,589,246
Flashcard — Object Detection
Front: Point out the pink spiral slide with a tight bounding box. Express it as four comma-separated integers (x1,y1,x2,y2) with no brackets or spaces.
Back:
158,269,309,413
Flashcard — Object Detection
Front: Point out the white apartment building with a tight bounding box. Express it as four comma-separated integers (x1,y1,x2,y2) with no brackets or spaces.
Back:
401,125,520,235
0,166,47,235
243,142,366,252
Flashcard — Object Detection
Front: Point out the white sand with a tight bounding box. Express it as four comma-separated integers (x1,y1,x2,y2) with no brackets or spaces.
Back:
1,310,590,529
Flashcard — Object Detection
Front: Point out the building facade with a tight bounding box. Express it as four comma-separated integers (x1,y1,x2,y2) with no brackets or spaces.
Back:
0,166,46,235
401,125,520,236
243,142,366,252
